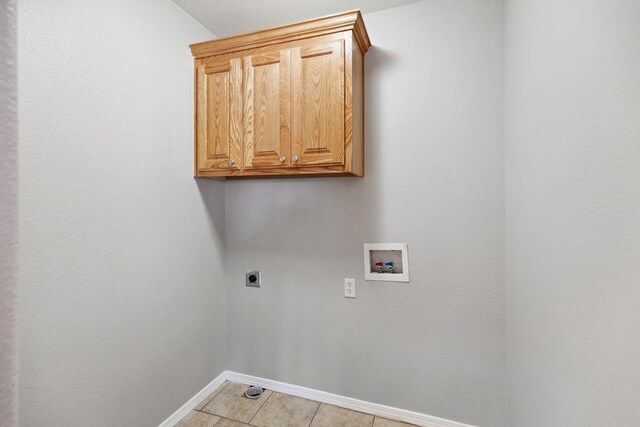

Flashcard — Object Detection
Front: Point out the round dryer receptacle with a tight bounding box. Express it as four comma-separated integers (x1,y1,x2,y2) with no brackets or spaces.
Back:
245,270,261,287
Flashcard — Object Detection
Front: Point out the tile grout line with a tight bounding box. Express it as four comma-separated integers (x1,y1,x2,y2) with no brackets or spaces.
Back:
316,401,380,418
213,416,244,426
199,380,232,412
195,382,412,427
184,410,224,426
198,382,252,421
197,407,225,418
307,402,323,427
247,389,274,425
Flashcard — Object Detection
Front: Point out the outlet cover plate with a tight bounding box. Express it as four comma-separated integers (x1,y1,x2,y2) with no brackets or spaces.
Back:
344,278,356,298
246,271,261,287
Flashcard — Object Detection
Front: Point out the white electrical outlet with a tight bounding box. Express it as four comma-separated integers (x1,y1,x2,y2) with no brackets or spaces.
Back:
344,278,356,298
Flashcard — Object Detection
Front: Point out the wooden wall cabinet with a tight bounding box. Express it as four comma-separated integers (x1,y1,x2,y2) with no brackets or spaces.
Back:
190,10,371,178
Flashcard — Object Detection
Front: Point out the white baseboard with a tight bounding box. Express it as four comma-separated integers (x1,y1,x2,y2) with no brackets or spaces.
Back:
158,371,227,427
161,370,476,427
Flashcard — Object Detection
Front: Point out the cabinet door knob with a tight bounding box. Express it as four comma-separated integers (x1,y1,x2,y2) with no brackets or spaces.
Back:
228,159,235,165
292,155,299,162
279,156,286,162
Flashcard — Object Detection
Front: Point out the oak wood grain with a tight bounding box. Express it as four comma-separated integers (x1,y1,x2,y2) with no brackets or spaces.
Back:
291,39,344,167
351,36,365,176
196,57,242,172
243,48,291,169
191,14,369,179
190,10,371,58
344,34,354,175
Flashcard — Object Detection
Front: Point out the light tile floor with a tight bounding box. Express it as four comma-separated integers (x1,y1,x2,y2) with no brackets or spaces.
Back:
178,381,417,427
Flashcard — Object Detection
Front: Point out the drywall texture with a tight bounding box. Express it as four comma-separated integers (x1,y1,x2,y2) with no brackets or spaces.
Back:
0,0,17,425
506,0,640,425
17,1,225,425
225,1,505,426
172,0,425,37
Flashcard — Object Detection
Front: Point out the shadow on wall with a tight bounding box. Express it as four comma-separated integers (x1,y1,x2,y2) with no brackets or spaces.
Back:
218,45,403,252
196,179,226,244
219,44,410,391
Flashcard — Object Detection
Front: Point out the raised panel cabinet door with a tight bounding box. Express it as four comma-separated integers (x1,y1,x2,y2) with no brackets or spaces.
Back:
291,39,345,167
243,49,291,169
196,57,242,173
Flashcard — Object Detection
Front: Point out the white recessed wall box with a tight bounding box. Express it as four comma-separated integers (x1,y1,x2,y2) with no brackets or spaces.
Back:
363,243,409,282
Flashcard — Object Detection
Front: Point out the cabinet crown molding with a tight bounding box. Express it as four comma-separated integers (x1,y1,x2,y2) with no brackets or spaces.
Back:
190,9,371,59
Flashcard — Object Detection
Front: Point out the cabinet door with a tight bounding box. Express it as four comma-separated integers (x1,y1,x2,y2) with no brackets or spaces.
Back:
196,57,242,172
291,39,345,166
243,49,291,169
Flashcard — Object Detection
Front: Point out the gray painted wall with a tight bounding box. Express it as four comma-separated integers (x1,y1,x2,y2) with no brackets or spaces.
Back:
225,1,506,426
16,1,226,425
505,0,640,425
17,0,640,425
1,0,18,425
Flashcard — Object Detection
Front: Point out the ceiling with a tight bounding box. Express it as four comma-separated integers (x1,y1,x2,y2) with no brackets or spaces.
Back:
172,0,425,37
